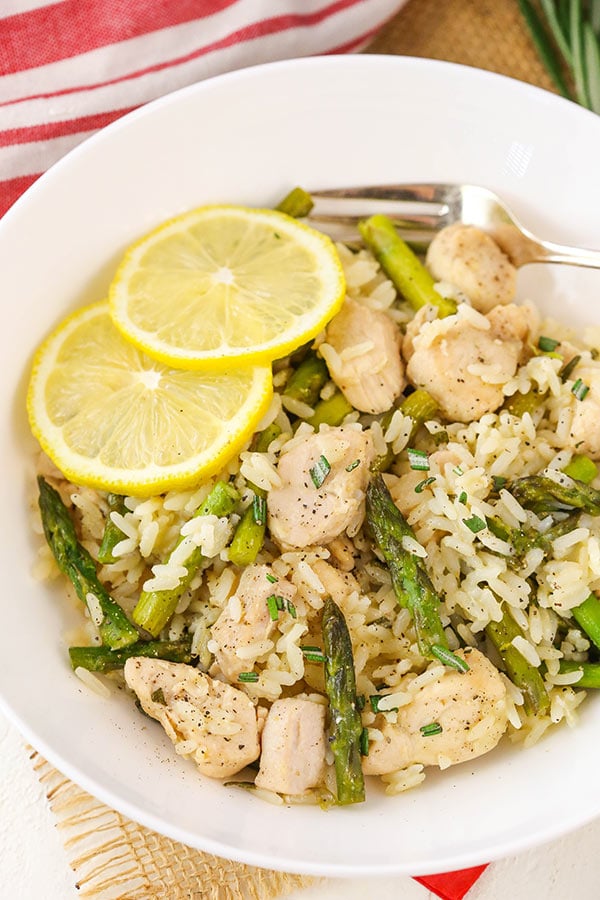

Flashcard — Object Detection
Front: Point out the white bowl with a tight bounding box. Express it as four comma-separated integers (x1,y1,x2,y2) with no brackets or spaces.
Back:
1,55,600,877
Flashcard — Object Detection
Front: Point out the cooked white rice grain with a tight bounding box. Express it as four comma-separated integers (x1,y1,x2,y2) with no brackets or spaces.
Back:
74,667,111,698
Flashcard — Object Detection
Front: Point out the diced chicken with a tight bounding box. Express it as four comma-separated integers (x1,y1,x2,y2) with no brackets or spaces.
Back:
362,649,508,775
255,698,327,794
559,364,600,458
404,303,534,422
211,564,296,681
323,298,405,414
268,426,375,548
124,658,260,778
426,223,517,313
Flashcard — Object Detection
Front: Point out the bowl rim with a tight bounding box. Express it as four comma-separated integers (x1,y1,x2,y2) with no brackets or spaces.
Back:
3,53,600,878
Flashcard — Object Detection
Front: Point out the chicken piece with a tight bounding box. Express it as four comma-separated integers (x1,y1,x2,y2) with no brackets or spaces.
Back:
211,564,296,681
268,426,375,548
124,658,260,778
404,304,533,423
323,298,405,414
559,364,600,458
426,223,517,313
255,698,327,794
362,649,508,775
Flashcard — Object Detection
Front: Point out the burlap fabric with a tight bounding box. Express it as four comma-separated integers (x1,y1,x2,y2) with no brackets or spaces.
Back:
32,1,556,896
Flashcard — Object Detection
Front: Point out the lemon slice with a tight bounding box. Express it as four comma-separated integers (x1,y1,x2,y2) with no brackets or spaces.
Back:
108,205,345,369
27,301,272,496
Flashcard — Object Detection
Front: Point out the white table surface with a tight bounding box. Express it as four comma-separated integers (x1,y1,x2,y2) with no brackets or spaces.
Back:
2,706,600,900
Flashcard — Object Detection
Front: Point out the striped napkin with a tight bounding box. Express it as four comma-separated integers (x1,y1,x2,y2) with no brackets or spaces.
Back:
1,2,487,897
0,0,404,216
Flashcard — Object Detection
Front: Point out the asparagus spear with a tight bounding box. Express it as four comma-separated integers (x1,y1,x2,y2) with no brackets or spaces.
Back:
250,421,282,453
503,388,548,418
485,608,550,715
509,474,600,516
284,351,329,409
557,660,600,688
366,474,449,658
97,493,128,564
307,390,354,428
322,596,365,805
132,481,239,637
562,454,598,484
358,215,457,318
572,592,600,651
275,186,314,219
228,495,267,566
371,389,439,473
69,638,193,672
485,512,580,569
38,477,138,650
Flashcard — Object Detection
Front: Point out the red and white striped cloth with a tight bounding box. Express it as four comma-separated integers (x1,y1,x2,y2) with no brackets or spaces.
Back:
0,0,405,216
0,3,488,897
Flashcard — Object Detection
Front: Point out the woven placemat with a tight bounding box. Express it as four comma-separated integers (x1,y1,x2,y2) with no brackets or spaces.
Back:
30,2,556,897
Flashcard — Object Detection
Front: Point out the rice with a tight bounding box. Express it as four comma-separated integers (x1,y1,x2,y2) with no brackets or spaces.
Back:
32,237,600,806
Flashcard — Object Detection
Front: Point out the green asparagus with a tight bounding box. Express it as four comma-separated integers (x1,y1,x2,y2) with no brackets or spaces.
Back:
371,389,439,473
132,481,239,637
307,390,354,428
485,607,550,715
509,474,600,516
228,496,266,566
275,186,314,219
358,215,457,318
38,477,138,650
250,422,282,453
562,454,598,485
366,474,448,657
557,660,600,688
322,596,365,805
503,388,548,418
69,638,193,672
485,512,580,569
572,592,600,651
284,351,329,409
97,493,128,564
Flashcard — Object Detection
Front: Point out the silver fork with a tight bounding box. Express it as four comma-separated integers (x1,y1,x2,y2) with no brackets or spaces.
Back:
306,183,600,269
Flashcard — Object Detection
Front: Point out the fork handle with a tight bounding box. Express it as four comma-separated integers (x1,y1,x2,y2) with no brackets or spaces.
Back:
534,239,600,270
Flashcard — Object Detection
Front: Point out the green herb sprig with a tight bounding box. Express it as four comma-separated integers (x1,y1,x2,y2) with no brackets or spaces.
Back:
519,0,600,113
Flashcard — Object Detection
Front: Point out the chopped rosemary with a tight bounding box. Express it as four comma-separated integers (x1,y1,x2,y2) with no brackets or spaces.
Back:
310,454,331,488
538,335,560,352
345,459,360,472
463,514,487,533
561,354,581,382
359,727,370,756
572,378,590,401
266,594,280,621
415,476,436,493
266,573,278,583
266,594,296,620
301,645,325,663
407,448,430,471
252,494,266,526
431,644,470,673
238,671,259,683
420,721,443,737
